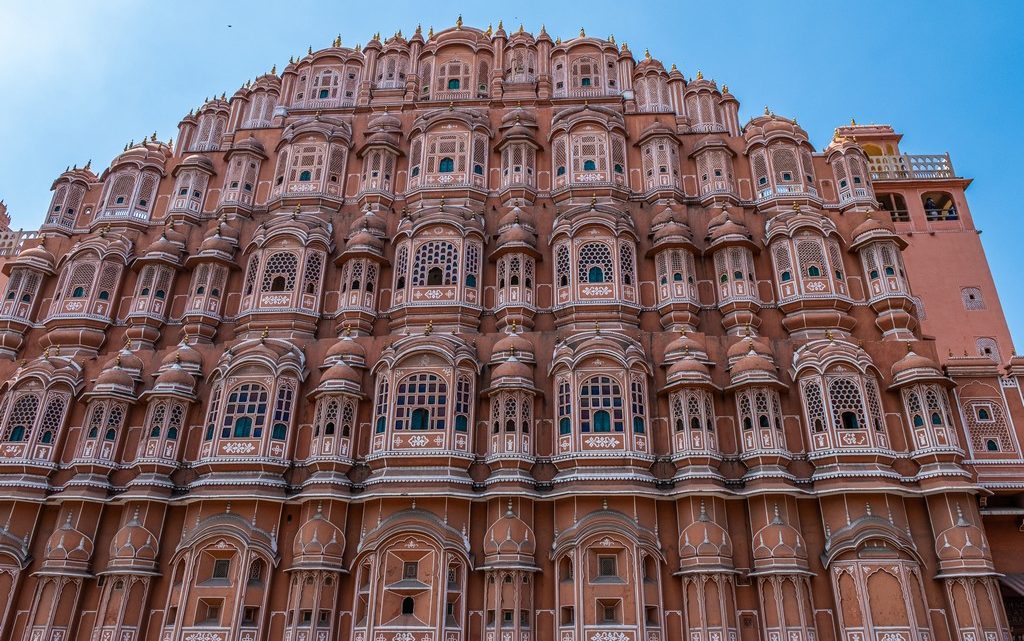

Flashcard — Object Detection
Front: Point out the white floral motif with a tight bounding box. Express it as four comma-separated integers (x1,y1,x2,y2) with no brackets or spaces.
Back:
582,286,612,296
584,436,620,448
408,435,429,447
590,633,630,641
221,442,256,454
805,281,826,291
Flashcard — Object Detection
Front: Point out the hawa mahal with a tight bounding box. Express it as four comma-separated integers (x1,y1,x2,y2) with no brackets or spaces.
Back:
0,18,1022,641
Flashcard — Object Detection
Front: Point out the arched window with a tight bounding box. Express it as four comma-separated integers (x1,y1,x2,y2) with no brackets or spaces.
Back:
557,379,572,435
402,596,415,615
394,373,447,431
840,411,859,429
221,383,269,439
427,267,443,286
577,243,613,286
588,266,604,283
439,157,455,173
583,159,597,171
579,376,624,433
807,266,821,277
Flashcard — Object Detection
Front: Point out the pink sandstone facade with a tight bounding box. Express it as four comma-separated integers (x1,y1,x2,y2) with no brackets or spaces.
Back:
1,19,1023,641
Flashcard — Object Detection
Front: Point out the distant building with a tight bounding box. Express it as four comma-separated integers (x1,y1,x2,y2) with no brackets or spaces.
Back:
0,20,1020,641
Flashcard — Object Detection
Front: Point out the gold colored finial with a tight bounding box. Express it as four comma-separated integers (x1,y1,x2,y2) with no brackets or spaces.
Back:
590,195,597,209
271,63,277,74
906,341,913,353
333,35,341,47
428,25,434,38
498,19,503,30
43,346,50,358
850,117,857,126
456,15,463,29
424,320,433,335
175,352,181,365
608,34,615,44
343,323,352,337
260,328,269,343
518,23,524,33
764,105,770,115
510,319,518,334
307,45,313,55
486,23,493,36
644,48,651,61
555,37,561,45
594,321,600,334
825,329,834,342
151,132,157,141
792,202,801,212
579,27,586,37
722,84,728,93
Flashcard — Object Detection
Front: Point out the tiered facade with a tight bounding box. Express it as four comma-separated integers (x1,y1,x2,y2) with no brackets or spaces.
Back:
1,20,1023,641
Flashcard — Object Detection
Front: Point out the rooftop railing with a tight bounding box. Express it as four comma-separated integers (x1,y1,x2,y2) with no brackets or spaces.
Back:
869,153,955,180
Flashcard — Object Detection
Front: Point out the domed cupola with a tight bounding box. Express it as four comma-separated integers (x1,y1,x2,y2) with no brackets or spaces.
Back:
158,337,203,376
357,109,404,205
42,163,99,233
751,504,808,572
167,153,215,221
678,500,734,572
0,240,56,358
95,138,171,228
42,512,95,574
934,505,993,574
322,328,367,369
663,329,709,364
891,344,949,389
497,107,540,201
125,226,188,349
335,209,389,336
705,206,762,335
88,354,137,402
291,505,346,570
743,111,819,208
108,508,160,572
825,133,875,209
483,500,537,568
848,212,916,340
485,324,538,468
181,219,239,343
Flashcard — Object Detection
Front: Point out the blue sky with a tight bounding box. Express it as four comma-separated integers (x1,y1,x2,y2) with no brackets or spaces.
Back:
1,1,1022,341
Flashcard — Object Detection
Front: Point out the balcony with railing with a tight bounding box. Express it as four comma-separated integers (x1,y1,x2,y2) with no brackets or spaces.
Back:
868,153,955,181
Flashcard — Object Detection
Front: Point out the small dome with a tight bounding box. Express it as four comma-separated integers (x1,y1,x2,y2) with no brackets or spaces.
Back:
110,513,159,566
732,350,775,376
154,363,196,390
145,233,179,257
161,341,203,374
198,227,236,255
752,508,807,565
18,245,56,266
483,504,536,560
103,347,144,379
493,330,534,361
891,346,947,388
497,205,536,231
367,110,402,131
45,514,94,565
496,222,537,249
492,354,533,381
707,215,753,245
292,511,346,568
652,219,694,246
678,504,733,568
349,208,388,236
664,331,706,363
95,364,134,390
668,354,710,378
346,229,384,252
935,507,989,563
324,334,367,367
727,335,772,360
650,204,681,228
321,361,362,385
178,154,215,172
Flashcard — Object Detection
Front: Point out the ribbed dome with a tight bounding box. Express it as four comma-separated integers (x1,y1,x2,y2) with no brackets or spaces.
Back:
727,335,772,360
497,205,536,231
678,504,733,567
349,208,388,236
495,222,537,249
664,331,706,362
110,513,158,566
95,364,134,390
161,341,203,373
752,508,807,564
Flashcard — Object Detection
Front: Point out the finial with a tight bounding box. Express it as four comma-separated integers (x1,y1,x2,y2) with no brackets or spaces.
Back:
510,319,518,334
174,352,181,366
644,48,652,61
906,341,913,353
85,159,92,170
260,327,269,343
424,320,433,335
579,27,586,37
486,23,493,37
825,329,834,342
271,63,277,74
850,117,857,126
507,498,514,516
343,323,352,337
556,37,561,45
764,105,770,115
792,201,801,212
594,321,600,335
43,346,50,358
455,15,463,29
722,84,728,93
590,195,597,209
428,26,434,38
220,92,226,100
151,131,157,141
696,70,703,80
498,20,503,30
608,33,615,44
333,35,341,47
518,23,524,33
307,45,313,55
